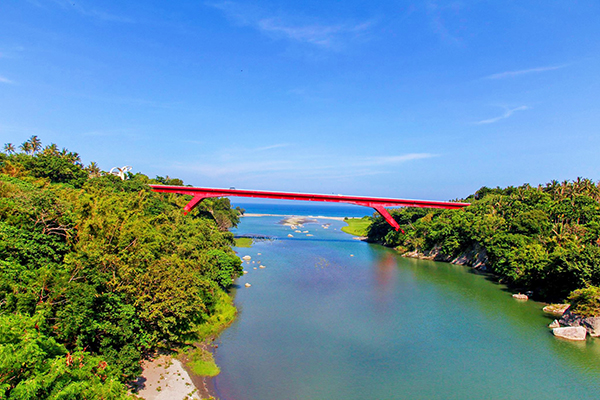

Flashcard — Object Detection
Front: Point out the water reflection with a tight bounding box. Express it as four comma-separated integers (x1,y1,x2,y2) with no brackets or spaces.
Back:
218,214,600,400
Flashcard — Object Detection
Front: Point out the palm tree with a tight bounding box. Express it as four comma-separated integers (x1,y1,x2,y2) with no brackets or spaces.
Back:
19,141,32,155
86,161,102,178
28,135,42,154
3,143,15,154
59,148,81,164
43,143,59,156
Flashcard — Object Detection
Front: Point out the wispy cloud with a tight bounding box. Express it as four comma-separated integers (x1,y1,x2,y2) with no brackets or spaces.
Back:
252,143,291,152
171,151,436,182
206,1,373,49
257,18,372,48
484,65,566,80
0,75,14,84
475,106,529,125
359,153,437,166
426,1,464,45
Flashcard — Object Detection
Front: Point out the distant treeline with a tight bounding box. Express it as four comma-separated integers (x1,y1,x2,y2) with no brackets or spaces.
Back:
367,179,600,309
0,137,243,398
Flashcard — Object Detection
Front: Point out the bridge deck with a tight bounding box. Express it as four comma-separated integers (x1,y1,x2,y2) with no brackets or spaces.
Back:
149,185,470,231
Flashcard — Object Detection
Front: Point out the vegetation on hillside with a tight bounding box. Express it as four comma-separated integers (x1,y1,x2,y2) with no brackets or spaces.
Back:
0,137,243,398
366,179,600,305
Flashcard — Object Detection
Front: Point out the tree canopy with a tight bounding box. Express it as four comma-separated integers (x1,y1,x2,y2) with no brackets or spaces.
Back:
367,179,600,303
0,139,243,398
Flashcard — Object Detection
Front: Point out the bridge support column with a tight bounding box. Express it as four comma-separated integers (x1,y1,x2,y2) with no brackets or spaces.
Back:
370,204,404,233
184,194,205,214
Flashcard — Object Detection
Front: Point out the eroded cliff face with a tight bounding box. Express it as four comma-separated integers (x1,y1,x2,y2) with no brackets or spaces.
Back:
401,243,489,271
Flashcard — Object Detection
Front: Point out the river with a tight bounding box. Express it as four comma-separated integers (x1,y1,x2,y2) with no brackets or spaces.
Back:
212,202,600,399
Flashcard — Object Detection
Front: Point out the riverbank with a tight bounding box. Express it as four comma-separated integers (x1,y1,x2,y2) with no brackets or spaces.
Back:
340,217,371,237
243,213,346,221
135,289,237,399
135,355,201,400
200,208,600,399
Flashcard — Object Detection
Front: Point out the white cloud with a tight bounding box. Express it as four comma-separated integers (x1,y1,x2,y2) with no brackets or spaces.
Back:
0,75,14,84
171,151,436,182
252,143,291,152
426,1,464,45
207,1,372,49
359,153,437,166
484,65,566,80
475,106,529,125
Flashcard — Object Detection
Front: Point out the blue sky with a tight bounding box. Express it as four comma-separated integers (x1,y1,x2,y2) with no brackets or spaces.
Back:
1,1,599,200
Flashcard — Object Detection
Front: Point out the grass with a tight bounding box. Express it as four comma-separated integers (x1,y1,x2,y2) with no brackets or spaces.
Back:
234,237,253,248
341,217,372,237
194,290,237,341
181,290,237,378
187,348,220,377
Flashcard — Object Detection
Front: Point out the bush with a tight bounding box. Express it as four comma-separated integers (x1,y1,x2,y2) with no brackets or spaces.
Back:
568,286,600,317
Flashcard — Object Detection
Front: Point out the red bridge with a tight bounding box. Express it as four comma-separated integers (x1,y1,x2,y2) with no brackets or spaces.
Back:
149,185,469,232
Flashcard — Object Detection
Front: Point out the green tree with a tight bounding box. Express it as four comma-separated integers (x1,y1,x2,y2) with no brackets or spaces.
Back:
3,143,15,155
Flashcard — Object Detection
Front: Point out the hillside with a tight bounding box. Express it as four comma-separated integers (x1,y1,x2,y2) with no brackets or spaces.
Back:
0,137,242,398
367,180,600,307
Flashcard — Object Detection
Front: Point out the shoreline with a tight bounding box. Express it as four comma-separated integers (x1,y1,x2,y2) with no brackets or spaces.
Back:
242,213,348,221
135,354,201,399
150,213,358,399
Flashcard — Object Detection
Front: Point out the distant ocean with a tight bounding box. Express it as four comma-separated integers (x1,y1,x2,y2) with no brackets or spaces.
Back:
231,201,373,218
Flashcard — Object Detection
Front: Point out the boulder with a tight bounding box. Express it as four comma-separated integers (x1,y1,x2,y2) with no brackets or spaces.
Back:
242,255,251,261
512,293,528,300
543,304,570,316
560,310,600,337
552,326,587,341
548,320,560,329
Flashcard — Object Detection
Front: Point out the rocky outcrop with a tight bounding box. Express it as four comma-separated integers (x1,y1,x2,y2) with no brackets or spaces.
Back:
402,243,489,271
552,326,587,341
559,309,600,337
543,304,570,317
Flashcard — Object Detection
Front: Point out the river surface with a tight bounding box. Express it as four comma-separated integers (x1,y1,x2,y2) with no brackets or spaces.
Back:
213,202,600,399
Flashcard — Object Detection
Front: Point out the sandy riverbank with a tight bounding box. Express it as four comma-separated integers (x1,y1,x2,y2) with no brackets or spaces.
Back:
243,213,347,221
135,355,201,400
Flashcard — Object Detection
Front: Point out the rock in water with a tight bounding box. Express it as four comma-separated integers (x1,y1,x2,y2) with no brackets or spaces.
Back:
583,317,600,337
552,326,587,341
560,310,600,337
244,283,251,288
543,304,570,316
242,255,251,261
548,320,560,329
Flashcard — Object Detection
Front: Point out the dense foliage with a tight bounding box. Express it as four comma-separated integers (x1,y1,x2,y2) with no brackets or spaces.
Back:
367,179,600,303
0,137,243,398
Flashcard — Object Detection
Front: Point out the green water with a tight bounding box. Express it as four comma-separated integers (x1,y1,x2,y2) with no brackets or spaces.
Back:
214,215,600,399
